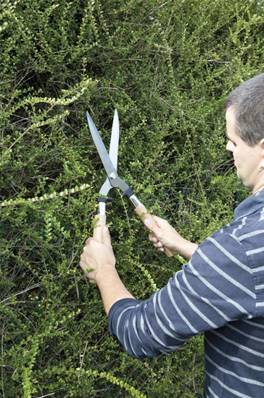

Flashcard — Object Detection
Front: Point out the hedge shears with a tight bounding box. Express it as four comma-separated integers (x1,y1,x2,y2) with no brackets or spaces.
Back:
86,110,172,256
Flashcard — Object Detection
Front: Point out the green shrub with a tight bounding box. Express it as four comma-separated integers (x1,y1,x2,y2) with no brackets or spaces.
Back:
1,0,263,396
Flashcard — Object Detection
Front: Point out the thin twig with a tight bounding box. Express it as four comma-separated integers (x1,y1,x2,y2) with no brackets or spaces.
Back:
0,283,40,304
1,326,5,398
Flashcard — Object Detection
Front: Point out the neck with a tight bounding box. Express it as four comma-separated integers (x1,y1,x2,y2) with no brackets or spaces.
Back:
251,168,264,194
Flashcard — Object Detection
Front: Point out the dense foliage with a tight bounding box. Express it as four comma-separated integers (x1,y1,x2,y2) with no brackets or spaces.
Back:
1,0,263,396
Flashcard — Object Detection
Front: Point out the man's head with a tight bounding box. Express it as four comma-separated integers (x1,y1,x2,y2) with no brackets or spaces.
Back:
225,73,264,146
225,73,264,192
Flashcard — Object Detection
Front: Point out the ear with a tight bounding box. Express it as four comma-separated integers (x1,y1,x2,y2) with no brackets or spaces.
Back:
260,138,264,148
259,139,264,168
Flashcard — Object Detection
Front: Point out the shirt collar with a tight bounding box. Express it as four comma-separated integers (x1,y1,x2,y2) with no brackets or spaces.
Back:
234,189,264,219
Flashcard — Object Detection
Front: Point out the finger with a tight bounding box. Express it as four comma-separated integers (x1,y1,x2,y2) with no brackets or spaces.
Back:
80,258,95,277
93,226,102,242
85,270,97,284
149,234,158,243
154,241,163,248
80,252,90,269
143,216,162,238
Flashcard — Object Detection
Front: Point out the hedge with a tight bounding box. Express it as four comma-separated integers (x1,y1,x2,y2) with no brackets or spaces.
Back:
1,0,264,397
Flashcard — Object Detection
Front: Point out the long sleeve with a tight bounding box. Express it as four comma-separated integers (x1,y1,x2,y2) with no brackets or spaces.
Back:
108,231,256,359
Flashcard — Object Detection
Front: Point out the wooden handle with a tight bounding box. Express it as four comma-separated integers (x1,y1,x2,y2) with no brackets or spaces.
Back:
134,203,148,220
134,204,173,257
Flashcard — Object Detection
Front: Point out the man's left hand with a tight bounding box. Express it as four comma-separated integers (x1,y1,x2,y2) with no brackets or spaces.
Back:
80,222,116,284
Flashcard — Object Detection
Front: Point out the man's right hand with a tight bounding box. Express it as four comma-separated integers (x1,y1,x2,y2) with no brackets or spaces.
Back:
143,215,198,260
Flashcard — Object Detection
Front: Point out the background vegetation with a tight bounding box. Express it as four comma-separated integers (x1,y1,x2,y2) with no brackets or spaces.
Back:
1,0,263,396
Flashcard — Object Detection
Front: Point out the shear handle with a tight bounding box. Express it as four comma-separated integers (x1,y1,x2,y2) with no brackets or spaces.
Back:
133,200,173,257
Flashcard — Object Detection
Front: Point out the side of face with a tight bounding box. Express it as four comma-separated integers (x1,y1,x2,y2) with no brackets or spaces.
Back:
225,106,264,192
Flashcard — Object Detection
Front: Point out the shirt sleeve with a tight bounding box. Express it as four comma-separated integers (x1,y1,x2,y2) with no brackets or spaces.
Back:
108,232,257,358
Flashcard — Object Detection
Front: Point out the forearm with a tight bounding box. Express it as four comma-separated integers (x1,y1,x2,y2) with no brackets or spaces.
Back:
175,239,198,260
96,268,134,315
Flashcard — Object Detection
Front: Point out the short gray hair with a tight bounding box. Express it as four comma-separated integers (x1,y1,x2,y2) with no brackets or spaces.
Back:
225,73,264,146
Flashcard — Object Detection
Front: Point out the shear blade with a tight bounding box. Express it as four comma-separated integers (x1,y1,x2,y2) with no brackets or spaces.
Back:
86,112,117,180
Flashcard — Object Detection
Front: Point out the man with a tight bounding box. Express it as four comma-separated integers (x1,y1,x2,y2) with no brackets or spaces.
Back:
80,73,264,398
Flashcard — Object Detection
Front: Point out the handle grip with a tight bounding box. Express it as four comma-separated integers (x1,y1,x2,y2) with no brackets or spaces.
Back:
134,204,173,257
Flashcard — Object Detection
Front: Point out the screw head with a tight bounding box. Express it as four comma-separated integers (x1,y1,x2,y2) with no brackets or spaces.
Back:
109,172,116,179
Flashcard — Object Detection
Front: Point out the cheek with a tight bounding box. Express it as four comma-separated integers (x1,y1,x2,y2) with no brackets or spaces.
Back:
232,148,242,167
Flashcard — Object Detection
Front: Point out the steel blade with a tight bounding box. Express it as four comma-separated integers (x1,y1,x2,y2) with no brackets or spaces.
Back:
109,109,119,170
86,112,117,179
99,109,120,196
99,179,112,196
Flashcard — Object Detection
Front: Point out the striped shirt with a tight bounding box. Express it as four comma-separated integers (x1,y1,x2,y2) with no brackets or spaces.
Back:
108,190,264,398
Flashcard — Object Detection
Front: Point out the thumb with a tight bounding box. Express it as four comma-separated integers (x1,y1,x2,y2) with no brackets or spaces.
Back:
93,215,106,243
102,225,112,247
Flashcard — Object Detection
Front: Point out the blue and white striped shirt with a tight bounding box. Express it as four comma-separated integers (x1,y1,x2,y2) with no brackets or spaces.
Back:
108,190,264,398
